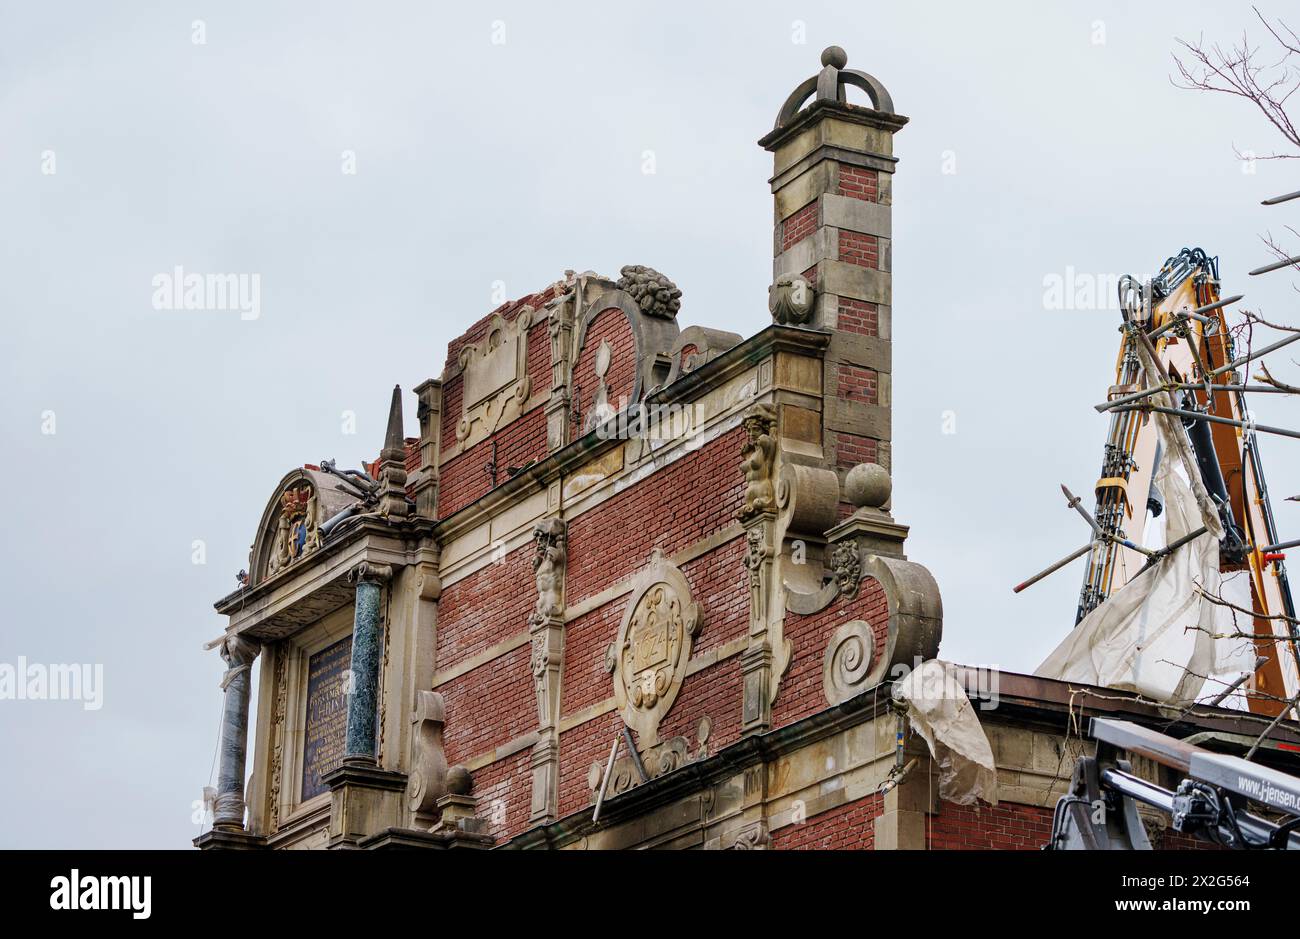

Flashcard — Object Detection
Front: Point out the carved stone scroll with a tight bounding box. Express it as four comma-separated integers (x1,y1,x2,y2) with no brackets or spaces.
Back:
407,690,449,816
822,620,875,704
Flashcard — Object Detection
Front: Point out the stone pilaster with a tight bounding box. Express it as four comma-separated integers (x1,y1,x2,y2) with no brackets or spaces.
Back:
758,46,906,478
738,405,779,735
545,275,580,452
213,634,260,831
344,561,392,764
528,518,567,823
412,379,442,518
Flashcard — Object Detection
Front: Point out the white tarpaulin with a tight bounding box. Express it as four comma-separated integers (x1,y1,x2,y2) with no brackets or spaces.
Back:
894,660,999,806
1035,455,1219,704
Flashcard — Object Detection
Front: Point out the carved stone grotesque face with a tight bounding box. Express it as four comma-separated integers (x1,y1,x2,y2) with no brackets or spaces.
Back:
830,541,862,596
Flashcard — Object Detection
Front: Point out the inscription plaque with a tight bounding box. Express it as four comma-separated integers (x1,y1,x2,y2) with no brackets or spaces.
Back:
300,636,352,801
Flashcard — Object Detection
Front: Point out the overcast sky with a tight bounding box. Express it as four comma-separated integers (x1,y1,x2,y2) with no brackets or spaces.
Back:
2,0,1297,848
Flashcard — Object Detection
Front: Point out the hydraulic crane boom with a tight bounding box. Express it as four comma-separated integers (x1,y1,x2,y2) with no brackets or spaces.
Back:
1081,248,1299,717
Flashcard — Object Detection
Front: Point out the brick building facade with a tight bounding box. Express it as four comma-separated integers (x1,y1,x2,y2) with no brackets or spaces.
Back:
196,47,1300,851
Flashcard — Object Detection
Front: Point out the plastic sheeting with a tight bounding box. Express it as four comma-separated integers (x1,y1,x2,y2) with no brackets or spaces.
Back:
894,660,999,806
1035,455,1219,704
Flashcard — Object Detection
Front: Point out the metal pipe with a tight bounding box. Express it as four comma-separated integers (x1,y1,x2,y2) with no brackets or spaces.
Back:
1261,538,1300,554
1206,657,1269,707
1191,294,1243,317
319,505,358,537
1014,544,1092,593
1095,384,1164,414
1210,329,1300,378
1249,254,1300,276
591,734,621,823
1061,484,1101,535
1263,189,1300,206
622,726,648,784
1099,767,1176,814
1112,404,1300,442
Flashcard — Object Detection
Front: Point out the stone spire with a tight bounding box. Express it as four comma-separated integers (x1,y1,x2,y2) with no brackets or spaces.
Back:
377,385,411,518
758,45,906,480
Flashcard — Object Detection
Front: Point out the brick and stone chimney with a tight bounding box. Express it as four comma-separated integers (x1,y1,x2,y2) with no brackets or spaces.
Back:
759,46,907,479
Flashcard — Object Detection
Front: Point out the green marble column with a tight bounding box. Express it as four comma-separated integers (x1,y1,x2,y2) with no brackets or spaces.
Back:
344,563,390,763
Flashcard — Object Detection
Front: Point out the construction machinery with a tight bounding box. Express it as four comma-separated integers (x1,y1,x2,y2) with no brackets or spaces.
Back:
1074,248,1299,717
1049,718,1300,850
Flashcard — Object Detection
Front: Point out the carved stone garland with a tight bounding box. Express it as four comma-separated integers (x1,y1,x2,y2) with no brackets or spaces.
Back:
268,643,287,830
606,550,702,748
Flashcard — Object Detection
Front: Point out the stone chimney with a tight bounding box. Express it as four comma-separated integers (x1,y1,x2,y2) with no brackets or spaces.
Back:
759,46,907,478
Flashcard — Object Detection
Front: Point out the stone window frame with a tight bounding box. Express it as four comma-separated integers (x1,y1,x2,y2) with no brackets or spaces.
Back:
274,604,355,828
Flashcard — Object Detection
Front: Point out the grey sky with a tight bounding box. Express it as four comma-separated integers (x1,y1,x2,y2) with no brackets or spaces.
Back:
1,0,1296,848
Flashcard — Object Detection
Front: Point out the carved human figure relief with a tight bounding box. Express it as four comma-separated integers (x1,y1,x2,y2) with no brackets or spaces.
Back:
528,518,567,732
737,405,778,522
606,550,702,746
529,519,567,627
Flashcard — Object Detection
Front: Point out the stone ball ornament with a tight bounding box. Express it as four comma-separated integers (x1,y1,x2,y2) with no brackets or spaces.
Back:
446,764,473,796
821,45,848,69
844,462,891,509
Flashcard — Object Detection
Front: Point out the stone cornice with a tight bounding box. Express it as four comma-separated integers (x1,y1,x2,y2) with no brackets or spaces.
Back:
214,516,436,639
757,98,909,152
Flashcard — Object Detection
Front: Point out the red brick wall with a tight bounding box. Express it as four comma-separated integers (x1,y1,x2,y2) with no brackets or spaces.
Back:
835,433,878,473
434,429,747,840
837,363,878,405
467,748,532,842
838,231,879,270
566,427,745,603
782,202,818,252
773,578,889,730
555,535,748,820
572,307,637,419
837,166,878,203
837,298,878,337
927,800,1054,850
772,792,883,849
439,642,537,767
438,318,552,518
436,543,536,673
439,406,548,516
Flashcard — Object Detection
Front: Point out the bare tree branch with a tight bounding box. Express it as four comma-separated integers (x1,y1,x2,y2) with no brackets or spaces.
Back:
1172,8,1300,159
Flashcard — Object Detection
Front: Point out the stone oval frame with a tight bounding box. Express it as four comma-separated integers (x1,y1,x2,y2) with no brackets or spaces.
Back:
607,550,702,746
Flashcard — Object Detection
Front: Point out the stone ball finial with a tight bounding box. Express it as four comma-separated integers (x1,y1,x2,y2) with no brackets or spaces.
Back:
845,462,891,510
447,764,473,796
821,46,848,69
